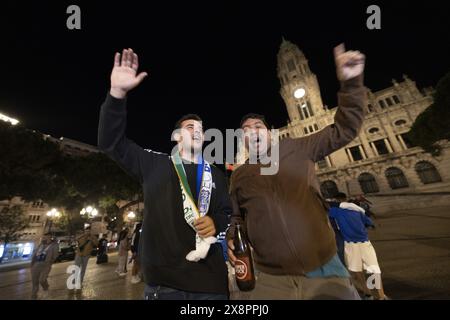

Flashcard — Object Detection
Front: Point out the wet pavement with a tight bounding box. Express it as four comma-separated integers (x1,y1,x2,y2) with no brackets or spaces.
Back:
0,252,145,300
1,205,449,300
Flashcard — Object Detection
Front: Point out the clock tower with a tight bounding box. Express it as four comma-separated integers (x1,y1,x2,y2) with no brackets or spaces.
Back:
277,38,325,132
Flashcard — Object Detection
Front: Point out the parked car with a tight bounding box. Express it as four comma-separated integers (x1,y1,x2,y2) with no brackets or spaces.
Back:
55,243,76,262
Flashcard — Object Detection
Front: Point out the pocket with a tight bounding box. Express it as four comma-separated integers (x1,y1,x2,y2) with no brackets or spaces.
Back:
144,285,181,300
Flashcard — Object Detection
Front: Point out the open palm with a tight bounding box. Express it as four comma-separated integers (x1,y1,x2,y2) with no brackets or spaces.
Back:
110,48,148,98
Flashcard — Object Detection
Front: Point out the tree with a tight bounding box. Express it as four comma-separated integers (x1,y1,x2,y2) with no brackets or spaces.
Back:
0,205,29,263
49,152,142,234
0,121,62,201
0,120,142,235
408,71,450,155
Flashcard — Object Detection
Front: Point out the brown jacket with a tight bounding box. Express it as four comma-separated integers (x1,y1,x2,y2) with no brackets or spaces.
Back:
76,234,98,257
228,75,366,275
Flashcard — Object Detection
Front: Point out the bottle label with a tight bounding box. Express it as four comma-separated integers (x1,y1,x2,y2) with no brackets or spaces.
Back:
235,257,251,280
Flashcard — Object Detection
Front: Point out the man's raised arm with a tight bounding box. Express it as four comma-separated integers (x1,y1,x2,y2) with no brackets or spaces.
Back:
98,49,150,183
299,44,367,162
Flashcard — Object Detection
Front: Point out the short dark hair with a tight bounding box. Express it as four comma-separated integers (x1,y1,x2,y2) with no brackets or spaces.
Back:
334,192,347,200
240,113,269,129
174,114,203,130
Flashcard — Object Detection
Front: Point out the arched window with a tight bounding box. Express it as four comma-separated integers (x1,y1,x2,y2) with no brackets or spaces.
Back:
385,167,409,189
358,173,379,194
320,180,339,199
415,161,442,184
379,100,386,109
393,95,401,104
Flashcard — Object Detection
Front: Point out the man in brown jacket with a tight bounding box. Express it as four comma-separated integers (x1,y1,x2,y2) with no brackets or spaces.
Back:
227,44,366,299
74,226,98,289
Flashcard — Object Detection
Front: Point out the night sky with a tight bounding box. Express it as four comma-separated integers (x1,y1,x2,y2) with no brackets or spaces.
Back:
1,1,449,153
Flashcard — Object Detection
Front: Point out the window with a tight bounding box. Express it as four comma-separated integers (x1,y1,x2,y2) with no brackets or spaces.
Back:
306,102,314,117
386,97,393,106
298,105,305,120
393,95,401,104
317,158,328,169
349,146,364,161
320,180,339,199
287,59,296,72
298,104,310,119
314,124,319,131
304,128,308,135
32,201,43,208
373,139,389,155
400,133,415,148
358,173,379,194
309,125,313,133
368,104,374,113
395,119,407,126
379,100,386,109
415,161,442,184
368,127,379,134
385,167,409,189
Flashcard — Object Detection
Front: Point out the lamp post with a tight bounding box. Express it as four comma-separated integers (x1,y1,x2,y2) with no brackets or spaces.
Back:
80,206,98,219
46,208,61,234
127,211,136,228
80,206,107,238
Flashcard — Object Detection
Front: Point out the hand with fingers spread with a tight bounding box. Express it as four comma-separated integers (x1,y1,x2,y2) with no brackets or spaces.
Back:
334,43,365,81
110,48,148,99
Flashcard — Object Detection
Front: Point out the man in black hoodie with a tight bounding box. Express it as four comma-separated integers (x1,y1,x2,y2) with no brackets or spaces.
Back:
98,48,231,300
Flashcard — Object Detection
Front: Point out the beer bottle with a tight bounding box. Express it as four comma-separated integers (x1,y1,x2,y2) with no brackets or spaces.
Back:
233,223,255,291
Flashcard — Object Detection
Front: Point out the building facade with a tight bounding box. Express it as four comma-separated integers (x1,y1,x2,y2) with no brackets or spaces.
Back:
276,39,450,212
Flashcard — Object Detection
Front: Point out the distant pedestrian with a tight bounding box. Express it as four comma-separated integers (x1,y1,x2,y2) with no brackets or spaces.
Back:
116,228,130,277
74,226,98,289
30,233,59,299
329,203,388,300
97,235,108,264
130,223,142,284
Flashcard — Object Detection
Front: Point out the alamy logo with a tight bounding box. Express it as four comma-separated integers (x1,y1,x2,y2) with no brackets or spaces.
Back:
367,5,381,30
66,265,81,289
366,271,382,290
66,5,81,30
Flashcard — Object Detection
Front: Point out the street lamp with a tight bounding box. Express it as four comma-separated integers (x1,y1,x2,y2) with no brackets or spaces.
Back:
46,208,61,234
127,211,136,220
80,206,98,219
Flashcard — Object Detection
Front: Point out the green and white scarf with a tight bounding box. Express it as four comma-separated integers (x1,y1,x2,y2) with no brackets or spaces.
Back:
172,152,217,262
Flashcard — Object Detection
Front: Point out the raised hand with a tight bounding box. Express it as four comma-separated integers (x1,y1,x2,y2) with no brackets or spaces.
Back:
110,48,148,99
334,43,365,81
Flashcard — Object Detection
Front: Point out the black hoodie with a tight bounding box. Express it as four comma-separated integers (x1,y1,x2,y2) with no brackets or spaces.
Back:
98,94,231,294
